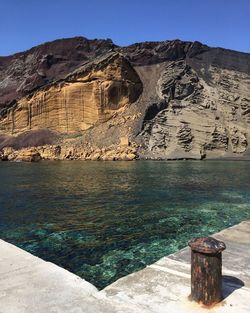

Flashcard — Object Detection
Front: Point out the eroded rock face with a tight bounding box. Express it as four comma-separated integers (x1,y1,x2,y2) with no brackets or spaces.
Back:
0,53,142,134
0,37,250,160
0,37,116,108
137,50,250,159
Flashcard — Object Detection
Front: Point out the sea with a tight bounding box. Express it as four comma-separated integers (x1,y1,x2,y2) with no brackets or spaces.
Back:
0,160,249,289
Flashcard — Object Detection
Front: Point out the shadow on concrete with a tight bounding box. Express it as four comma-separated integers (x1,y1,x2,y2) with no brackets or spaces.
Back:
222,275,245,300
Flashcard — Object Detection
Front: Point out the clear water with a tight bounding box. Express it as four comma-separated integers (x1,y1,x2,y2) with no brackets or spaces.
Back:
0,160,249,289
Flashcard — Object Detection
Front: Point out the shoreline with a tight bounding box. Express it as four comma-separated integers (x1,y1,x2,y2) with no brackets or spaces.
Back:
1,157,250,162
1,140,250,162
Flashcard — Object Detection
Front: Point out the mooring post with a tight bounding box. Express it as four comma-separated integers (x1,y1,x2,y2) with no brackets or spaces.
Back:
188,237,226,306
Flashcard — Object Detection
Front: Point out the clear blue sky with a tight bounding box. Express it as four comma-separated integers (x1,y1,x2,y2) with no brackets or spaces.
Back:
1,0,250,56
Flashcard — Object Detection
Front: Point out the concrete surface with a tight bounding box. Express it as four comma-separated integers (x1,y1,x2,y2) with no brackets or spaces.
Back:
103,221,250,312
0,221,249,312
0,240,137,313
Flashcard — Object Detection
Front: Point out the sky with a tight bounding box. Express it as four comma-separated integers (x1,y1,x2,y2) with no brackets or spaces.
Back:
0,0,250,56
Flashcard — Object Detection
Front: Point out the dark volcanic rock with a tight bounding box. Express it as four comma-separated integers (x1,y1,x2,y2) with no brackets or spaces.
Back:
0,37,116,108
121,40,208,66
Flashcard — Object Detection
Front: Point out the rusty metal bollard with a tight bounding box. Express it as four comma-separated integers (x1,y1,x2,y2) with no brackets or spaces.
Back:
188,237,226,306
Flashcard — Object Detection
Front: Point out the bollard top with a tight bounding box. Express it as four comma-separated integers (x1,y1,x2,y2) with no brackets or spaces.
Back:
188,236,226,254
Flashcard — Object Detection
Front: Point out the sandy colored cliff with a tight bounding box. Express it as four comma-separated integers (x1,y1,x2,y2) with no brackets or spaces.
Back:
0,53,142,135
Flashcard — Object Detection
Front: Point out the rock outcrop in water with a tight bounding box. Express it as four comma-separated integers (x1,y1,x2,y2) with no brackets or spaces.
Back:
0,37,250,160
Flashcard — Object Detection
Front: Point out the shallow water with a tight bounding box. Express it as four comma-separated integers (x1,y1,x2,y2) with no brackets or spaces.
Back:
0,160,249,289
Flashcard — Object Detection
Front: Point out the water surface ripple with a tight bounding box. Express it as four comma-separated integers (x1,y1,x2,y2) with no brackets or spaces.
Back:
0,161,249,289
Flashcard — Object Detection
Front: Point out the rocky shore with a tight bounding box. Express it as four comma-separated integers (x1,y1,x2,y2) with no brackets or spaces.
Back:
0,142,138,162
2,143,249,162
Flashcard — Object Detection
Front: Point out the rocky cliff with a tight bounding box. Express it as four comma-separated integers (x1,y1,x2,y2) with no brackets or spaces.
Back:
0,52,142,134
0,37,250,160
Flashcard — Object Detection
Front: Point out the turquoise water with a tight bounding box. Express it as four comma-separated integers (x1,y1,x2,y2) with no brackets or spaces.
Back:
0,160,249,289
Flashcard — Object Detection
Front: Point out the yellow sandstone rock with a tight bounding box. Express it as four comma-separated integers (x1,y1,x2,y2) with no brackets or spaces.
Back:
0,53,142,136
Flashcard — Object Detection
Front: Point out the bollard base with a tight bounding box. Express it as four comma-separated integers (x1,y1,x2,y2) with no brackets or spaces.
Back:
188,294,226,309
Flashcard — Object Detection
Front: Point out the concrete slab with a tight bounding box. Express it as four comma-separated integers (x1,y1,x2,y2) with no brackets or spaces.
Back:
0,240,138,313
167,221,250,287
0,221,249,312
103,221,250,313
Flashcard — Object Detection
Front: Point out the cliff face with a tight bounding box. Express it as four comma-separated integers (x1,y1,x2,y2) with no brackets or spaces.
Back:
0,53,142,134
0,37,250,160
136,48,250,159
0,37,116,108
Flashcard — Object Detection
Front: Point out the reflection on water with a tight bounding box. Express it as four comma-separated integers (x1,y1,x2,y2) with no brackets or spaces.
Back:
0,160,250,289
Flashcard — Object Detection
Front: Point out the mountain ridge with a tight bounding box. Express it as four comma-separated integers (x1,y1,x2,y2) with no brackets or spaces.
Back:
0,36,250,161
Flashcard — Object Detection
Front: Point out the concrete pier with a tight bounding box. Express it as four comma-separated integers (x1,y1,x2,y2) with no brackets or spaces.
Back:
0,221,249,312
